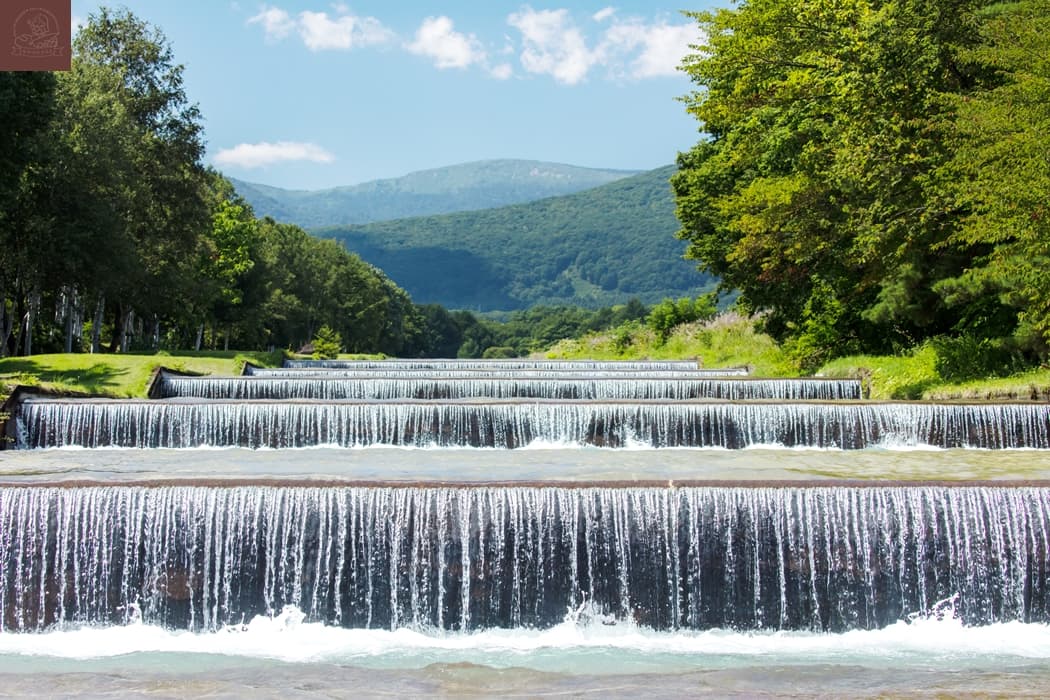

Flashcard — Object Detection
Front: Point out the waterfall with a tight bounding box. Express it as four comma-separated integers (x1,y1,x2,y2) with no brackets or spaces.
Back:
161,374,862,401
3,485,1047,633
17,398,1049,449
245,367,747,378
282,359,720,371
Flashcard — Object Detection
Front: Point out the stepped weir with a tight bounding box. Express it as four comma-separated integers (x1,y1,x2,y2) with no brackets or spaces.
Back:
4,356,1050,654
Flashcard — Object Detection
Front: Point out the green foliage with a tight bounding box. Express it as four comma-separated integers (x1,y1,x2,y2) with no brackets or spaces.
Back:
316,167,717,310
0,7,432,361
647,293,717,342
817,345,941,400
481,346,517,359
933,0,1050,345
673,0,998,361
311,325,342,360
231,160,636,227
546,312,793,376
930,335,1022,383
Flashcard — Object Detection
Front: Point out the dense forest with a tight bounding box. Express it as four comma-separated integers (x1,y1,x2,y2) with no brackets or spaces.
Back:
231,160,637,228
315,166,717,310
674,0,1050,371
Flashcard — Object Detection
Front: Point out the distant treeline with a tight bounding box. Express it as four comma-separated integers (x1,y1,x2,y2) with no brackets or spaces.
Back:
674,0,1050,372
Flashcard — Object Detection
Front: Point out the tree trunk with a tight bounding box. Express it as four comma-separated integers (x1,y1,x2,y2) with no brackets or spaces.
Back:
91,294,104,354
109,306,121,353
62,285,78,354
0,293,13,358
12,291,26,357
22,288,40,356
152,315,161,350
195,322,204,351
120,308,134,353
224,325,230,351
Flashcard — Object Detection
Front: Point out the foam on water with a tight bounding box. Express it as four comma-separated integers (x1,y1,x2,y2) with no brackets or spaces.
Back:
3,603,1050,674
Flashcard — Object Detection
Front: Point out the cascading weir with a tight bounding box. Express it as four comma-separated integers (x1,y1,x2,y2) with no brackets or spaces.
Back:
3,484,1047,633
160,373,862,401
15,397,1050,449
280,359,718,371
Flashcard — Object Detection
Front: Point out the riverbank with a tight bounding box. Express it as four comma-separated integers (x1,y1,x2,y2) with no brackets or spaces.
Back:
0,351,284,403
544,314,1050,401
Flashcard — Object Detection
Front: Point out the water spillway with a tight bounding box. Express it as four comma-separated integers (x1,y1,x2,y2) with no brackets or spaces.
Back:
14,397,1050,449
245,367,747,379
280,359,716,371
6,354,1050,696
3,484,1047,633
160,373,862,401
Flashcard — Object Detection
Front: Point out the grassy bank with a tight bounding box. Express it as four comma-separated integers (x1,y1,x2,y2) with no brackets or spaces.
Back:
545,313,1050,400
821,349,1050,401
543,312,796,376
0,350,284,401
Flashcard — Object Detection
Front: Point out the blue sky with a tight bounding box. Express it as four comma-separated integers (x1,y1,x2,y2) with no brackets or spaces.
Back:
72,2,715,190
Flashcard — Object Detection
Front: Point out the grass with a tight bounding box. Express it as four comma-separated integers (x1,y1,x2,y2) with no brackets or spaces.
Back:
543,312,796,376
545,312,1050,400
817,345,940,399
0,349,284,401
816,344,1050,400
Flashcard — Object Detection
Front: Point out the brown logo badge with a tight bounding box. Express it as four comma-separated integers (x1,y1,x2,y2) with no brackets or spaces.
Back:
1,0,70,71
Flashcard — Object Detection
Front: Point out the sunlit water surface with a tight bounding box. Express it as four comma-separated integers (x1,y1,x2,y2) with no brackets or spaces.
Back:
4,444,1050,484
4,445,1050,696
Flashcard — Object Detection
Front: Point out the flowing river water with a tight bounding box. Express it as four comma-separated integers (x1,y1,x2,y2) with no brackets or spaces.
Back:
3,360,1050,697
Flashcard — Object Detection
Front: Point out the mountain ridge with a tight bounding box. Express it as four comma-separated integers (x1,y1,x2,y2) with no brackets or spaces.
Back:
314,165,717,311
229,159,640,227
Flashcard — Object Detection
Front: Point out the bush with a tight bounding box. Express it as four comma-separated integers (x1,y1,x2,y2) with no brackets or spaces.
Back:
647,293,717,343
481,346,517,358
932,335,1019,383
311,325,342,360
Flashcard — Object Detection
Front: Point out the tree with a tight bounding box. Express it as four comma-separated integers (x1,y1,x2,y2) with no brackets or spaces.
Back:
311,325,342,359
71,7,209,351
0,72,57,355
673,0,990,364
933,0,1050,351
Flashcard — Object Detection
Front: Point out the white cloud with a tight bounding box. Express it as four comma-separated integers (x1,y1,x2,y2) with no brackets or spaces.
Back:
247,5,393,51
507,7,598,85
489,63,513,80
213,141,336,169
603,20,698,78
506,7,699,84
298,10,393,51
406,16,485,69
247,6,295,41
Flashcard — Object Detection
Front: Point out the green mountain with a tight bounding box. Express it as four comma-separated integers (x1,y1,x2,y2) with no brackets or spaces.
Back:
314,165,716,311
230,160,638,227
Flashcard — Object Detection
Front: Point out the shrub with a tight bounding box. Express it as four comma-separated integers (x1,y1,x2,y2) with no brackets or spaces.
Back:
311,325,342,360
481,346,517,358
932,335,1019,383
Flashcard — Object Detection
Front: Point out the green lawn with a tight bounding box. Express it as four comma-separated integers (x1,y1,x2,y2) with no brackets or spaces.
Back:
0,350,283,401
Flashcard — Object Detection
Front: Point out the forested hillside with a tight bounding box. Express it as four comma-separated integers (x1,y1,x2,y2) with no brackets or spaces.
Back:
316,166,716,310
231,160,637,228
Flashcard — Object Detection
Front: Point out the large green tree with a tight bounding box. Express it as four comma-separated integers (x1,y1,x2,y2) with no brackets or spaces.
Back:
933,0,1050,349
70,7,210,351
673,0,992,367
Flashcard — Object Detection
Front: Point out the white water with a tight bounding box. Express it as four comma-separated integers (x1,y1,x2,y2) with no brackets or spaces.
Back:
3,603,1050,672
